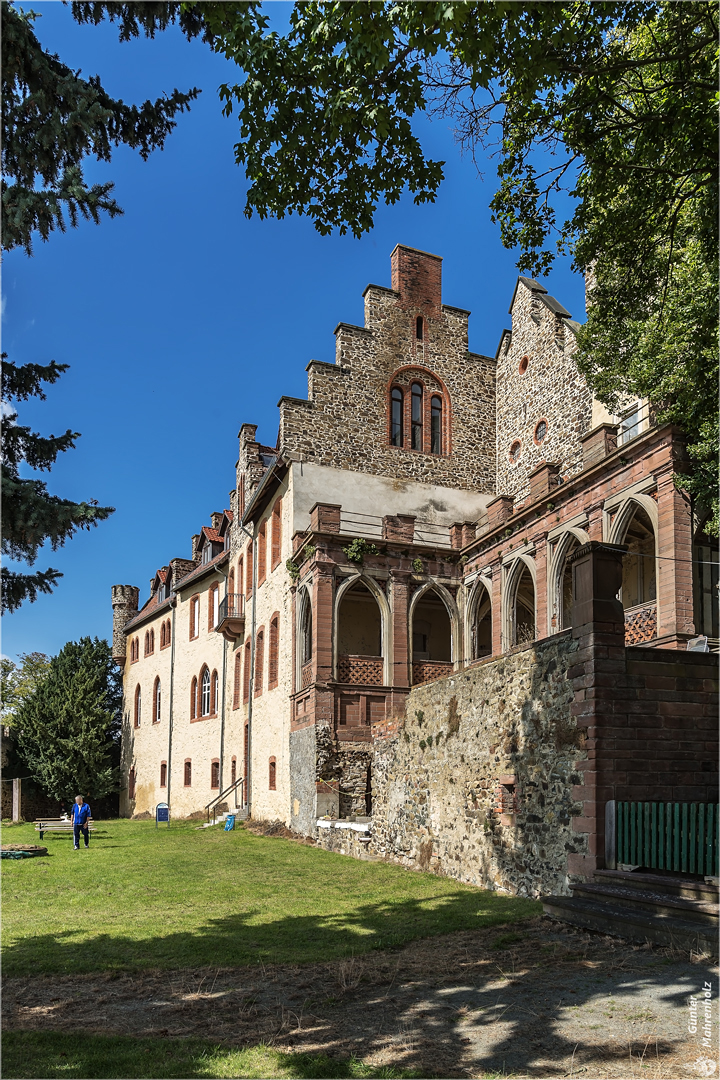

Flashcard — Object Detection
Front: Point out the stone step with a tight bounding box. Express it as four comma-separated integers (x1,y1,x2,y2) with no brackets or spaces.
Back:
573,882,718,925
594,868,719,902
542,894,718,955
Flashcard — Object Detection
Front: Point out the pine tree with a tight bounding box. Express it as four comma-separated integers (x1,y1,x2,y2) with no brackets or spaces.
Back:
2,2,203,609
1,356,115,613
2,1,201,254
14,637,123,804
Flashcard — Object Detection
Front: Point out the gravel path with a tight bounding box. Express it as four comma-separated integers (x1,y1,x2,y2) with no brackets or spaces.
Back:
4,917,718,1078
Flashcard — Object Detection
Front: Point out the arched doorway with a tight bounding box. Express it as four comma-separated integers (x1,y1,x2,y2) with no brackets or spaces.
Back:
337,579,383,684
411,587,453,684
694,518,719,642
469,581,492,659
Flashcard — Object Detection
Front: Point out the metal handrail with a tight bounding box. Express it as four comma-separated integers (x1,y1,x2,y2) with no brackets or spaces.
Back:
205,777,244,824
217,593,244,625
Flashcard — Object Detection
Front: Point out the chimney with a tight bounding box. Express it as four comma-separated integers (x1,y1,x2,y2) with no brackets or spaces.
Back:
190,534,202,561
391,245,442,314
210,511,223,532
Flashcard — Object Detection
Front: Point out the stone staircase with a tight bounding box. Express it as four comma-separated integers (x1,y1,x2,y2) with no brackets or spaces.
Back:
542,869,719,954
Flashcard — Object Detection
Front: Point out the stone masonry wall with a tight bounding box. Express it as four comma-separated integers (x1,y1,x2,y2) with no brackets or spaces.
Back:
496,279,592,502
277,246,496,492
369,632,588,898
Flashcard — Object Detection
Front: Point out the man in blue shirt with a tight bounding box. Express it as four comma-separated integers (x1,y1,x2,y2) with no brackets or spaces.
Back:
71,796,91,850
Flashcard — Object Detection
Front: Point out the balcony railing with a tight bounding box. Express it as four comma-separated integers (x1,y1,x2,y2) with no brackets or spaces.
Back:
337,655,384,685
412,660,453,686
215,593,245,640
624,602,657,646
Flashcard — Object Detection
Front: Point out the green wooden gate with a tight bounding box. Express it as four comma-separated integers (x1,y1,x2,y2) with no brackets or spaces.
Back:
606,801,718,876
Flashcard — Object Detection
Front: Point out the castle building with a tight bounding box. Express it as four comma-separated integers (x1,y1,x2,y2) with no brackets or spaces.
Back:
112,246,717,894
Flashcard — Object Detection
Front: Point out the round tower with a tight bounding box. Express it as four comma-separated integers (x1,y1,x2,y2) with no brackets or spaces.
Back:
111,585,139,666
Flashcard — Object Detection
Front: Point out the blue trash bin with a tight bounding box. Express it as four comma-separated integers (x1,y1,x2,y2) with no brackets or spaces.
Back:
224,815,235,831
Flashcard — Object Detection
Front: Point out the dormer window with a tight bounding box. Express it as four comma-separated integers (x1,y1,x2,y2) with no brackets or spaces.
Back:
202,544,212,565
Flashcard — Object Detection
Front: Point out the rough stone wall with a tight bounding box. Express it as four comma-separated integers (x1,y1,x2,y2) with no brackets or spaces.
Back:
370,632,587,898
496,280,592,502
289,725,317,835
277,247,496,492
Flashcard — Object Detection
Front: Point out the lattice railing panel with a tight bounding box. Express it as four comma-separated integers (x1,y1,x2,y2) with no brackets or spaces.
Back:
301,662,313,689
337,655,384,685
412,660,453,685
625,603,657,646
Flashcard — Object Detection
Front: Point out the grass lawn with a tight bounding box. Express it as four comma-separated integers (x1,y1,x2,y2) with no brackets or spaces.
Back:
2,819,538,976
2,1032,423,1079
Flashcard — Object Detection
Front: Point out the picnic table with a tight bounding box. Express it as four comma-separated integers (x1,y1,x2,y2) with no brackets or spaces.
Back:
34,818,96,840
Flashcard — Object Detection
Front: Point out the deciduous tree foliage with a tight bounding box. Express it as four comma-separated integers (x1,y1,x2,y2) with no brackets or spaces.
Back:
14,637,123,803
0,651,52,728
199,0,718,528
1,357,115,613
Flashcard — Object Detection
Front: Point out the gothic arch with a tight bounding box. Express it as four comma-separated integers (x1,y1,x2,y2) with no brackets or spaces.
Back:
334,572,391,684
465,575,493,661
547,526,590,634
386,364,453,455
503,554,537,649
408,580,460,667
296,584,313,688
609,494,659,615
608,493,659,547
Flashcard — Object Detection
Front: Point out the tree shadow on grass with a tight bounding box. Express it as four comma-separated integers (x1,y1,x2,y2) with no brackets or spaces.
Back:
2,890,538,976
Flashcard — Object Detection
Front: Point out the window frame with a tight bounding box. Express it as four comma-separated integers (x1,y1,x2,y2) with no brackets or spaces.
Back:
269,756,277,791
184,759,192,787
211,759,220,789
160,761,167,787
208,582,219,632
268,612,279,689
153,676,161,723
387,367,451,456
200,666,211,717
189,594,200,640
134,684,141,728
254,627,264,697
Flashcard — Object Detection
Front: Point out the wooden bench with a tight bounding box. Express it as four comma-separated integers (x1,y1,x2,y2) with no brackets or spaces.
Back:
34,818,96,840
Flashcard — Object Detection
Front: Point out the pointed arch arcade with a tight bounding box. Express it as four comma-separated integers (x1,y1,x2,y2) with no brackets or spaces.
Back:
409,580,458,685
334,573,391,686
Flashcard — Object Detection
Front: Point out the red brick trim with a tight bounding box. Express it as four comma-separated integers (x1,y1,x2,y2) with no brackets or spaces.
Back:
258,522,267,586
271,499,282,569
208,583,219,632
233,650,242,709
533,418,548,446
210,758,220,789
518,354,531,375
152,676,161,723
190,676,198,720
183,759,192,787
243,639,251,703
508,439,522,464
255,626,265,697
189,594,200,640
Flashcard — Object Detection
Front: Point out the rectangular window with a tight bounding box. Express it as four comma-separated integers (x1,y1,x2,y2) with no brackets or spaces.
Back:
211,761,220,789
160,762,167,787
184,760,192,787
271,500,282,568
246,543,253,598
254,629,264,696
243,640,251,703
268,614,279,689
269,758,276,790
258,523,267,586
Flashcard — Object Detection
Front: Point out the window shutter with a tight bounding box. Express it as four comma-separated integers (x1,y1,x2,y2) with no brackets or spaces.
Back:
268,614,279,689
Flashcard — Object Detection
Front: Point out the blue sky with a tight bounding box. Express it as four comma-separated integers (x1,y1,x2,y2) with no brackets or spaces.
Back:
3,2,586,663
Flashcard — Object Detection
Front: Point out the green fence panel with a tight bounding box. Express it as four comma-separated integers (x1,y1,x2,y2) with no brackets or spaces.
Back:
613,801,718,875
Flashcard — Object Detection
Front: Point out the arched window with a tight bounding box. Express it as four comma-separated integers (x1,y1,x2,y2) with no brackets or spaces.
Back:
694,518,719,640
211,760,220,789
269,757,276,790
231,756,237,786
233,650,242,709
411,382,423,450
470,582,492,660
430,395,442,455
160,622,166,648
184,760,192,787
246,543,253,596
160,761,167,787
210,669,218,715
512,562,536,646
238,556,244,598
228,568,235,595
301,595,313,665
258,522,267,585
243,639,251,703
268,613,279,689
130,637,138,663
190,595,200,639
620,504,657,609
255,628,264,696
557,536,581,631
149,628,154,653
134,685,141,727
271,499,282,569
390,387,404,446
153,677,161,723
190,676,197,719
167,620,171,647
200,667,211,716
208,583,219,631
416,315,424,341
128,767,136,799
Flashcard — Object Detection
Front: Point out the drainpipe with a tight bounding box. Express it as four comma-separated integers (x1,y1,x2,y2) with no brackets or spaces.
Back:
215,562,229,792
166,595,177,816
238,521,257,818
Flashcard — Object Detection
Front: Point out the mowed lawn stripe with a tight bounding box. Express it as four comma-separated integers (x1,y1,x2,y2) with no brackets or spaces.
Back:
2,820,538,975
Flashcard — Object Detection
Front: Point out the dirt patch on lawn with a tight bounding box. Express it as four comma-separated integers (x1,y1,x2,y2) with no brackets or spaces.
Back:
4,918,717,1078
